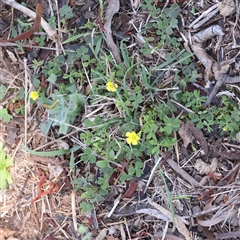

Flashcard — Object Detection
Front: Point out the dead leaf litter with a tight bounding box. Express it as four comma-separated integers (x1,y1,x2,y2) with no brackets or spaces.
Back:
1,0,240,239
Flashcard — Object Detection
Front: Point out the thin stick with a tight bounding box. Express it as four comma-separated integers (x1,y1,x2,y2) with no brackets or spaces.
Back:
189,4,218,28
24,58,28,146
144,156,162,193
124,217,131,240
71,191,78,232
107,194,122,218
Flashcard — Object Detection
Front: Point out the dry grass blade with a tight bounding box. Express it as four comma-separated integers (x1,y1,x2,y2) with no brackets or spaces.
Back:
148,197,192,240
104,0,121,64
136,208,170,221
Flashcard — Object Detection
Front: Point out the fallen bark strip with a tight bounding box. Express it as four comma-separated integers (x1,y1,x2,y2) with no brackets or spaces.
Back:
166,157,202,188
204,73,240,106
189,4,219,29
191,25,224,77
190,25,240,106
148,197,192,240
103,0,121,64
2,0,56,39
216,230,240,240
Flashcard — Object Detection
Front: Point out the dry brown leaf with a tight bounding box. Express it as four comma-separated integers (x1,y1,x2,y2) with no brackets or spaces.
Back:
106,236,117,240
121,181,137,198
0,203,15,213
194,158,218,175
6,121,19,147
44,237,57,240
48,164,63,180
197,207,238,227
57,139,69,150
212,59,235,79
178,123,193,148
96,228,108,240
0,228,16,238
218,163,240,186
155,232,184,240
148,197,192,240
136,208,169,221
218,0,235,17
236,132,240,142
6,50,17,62
187,122,208,155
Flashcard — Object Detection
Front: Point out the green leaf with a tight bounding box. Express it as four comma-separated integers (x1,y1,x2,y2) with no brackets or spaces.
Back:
128,167,135,175
70,151,75,172
108,150,115,160
0,142,13,190
135,161,143,169
59,5,74,19
84,147,92,155
136,168,143,177
80,201,93,213
170,18,178,28
84,119,93,127
0,84,7,99
96,160,109,168
48,73,57,84
23,145,70,156
0,109,12,122
62,33,89,44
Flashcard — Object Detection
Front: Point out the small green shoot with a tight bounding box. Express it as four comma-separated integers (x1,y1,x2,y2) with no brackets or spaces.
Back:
0,142,13,190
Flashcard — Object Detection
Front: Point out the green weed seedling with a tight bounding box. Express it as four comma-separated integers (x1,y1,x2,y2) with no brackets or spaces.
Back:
78,224,92,240
0,85,12,122
59,5,74,20
0,142,13,190
176,90,240,138
40,88,85,134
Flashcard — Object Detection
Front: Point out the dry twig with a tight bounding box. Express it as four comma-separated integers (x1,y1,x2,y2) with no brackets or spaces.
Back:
166,157,202,188
2,0,56,39
104,0,121,64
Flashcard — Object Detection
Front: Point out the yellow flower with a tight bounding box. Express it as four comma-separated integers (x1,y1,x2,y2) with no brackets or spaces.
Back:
106,82,118,92
125,131,140,145
223,126,228,131
30,91,39,100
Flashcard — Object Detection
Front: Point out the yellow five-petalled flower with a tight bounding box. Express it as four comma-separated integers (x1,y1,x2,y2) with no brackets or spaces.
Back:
106,82,118,92
30,91,39,100
125,131,140,145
